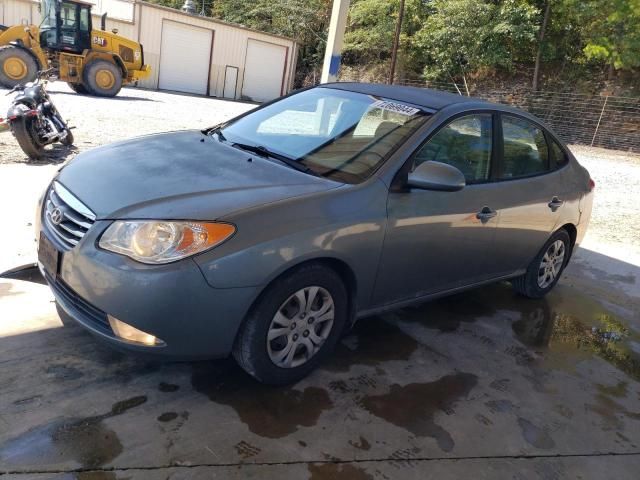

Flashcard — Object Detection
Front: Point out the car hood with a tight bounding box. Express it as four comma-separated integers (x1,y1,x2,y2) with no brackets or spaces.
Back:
56,131,339,220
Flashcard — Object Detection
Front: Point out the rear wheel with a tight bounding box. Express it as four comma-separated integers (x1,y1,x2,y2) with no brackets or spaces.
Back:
11,116,45,160
83,60,122,97
60,129,74,146
233,264,348,384
0,46,38,88
511,229,571,299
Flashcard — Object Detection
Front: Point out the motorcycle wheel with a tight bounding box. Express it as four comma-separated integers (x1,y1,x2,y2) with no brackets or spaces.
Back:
12,117,45,160
60,129,74,146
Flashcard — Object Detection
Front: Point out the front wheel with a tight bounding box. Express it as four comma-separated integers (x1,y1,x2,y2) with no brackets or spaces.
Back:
233,264,349,385
511,229,571,299
11,116,45,160
83,60,123,97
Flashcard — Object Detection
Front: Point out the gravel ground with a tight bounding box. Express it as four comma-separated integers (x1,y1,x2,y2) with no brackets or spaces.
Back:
0,83,254,165
568,145,640,250
0,83,638,270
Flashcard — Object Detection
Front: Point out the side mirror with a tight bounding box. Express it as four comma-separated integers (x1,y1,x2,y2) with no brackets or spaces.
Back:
407,161,465,192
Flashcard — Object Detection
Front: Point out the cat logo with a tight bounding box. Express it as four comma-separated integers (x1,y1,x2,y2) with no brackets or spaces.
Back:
92,36,107,47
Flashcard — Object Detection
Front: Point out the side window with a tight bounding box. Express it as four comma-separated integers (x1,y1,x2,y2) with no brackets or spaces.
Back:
412,114,492,183
61,2,78,27
79,7,90,33
550,139,568,168
501,116,549,178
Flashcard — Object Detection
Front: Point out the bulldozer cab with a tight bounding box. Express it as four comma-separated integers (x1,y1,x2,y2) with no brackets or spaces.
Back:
40,0,92,54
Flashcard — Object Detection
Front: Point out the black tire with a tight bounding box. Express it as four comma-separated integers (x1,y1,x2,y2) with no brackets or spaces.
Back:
0,46,38,88
60,129,74,146
67,82,88,94
511,229,571,299
12,116,45,160
83,60,123,97
233,263,349,385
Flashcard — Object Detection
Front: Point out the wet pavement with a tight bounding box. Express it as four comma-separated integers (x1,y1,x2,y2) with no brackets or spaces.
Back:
0,244,639,479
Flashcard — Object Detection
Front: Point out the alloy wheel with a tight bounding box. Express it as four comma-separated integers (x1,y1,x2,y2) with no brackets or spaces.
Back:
537,239,565,288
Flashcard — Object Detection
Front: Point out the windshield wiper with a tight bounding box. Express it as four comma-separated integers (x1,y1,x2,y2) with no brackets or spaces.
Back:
202,125,227,141
232,143,318,176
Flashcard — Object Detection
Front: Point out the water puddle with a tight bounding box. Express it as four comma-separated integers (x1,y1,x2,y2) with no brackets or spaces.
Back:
191,361,332,438
359,372,477,452
0,396,147,468
393,281,640,382
394,289,498,331
508,284,640,381
323,316,420,372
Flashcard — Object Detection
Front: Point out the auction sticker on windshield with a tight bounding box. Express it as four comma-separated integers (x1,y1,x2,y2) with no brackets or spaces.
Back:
370,100,420,116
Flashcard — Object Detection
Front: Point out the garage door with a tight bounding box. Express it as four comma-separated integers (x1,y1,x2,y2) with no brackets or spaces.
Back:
159,21,212,95
242,39,287,102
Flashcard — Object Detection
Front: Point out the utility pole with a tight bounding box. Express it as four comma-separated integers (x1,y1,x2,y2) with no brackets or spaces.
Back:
320,0,351,83
388,0,405,84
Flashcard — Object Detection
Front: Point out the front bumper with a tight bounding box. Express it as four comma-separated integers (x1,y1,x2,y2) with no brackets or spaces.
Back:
39,219,258,359
129,64,152,83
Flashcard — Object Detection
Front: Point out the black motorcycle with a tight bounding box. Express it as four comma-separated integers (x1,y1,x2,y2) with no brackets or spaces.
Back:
1,69,74,159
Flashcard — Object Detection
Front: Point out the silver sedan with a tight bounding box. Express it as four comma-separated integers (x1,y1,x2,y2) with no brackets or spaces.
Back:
36,83,594,384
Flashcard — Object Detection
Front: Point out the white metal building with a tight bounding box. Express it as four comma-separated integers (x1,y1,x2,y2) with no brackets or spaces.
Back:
1,0,298,101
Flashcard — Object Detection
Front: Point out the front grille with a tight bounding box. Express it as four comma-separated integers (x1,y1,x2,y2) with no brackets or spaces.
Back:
47,272,112,334
43,181,96,251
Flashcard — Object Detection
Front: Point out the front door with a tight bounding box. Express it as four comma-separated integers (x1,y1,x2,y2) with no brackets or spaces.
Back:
372,113,500,306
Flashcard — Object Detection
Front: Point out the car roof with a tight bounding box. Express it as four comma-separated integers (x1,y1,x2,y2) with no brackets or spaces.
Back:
321,82,495,111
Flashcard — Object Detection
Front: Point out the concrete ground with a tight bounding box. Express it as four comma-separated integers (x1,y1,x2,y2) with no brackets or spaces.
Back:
1,84,639,479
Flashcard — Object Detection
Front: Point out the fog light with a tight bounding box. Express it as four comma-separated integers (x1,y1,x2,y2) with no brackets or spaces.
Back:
108,315,165,346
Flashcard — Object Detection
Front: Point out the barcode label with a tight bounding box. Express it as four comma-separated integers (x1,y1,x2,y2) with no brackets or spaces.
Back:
370,100,420,116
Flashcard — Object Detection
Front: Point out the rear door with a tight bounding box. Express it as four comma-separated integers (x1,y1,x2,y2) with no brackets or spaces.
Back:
487,114,567,277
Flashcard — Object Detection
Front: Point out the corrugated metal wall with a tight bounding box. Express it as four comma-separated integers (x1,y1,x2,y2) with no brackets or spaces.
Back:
2,0,297,100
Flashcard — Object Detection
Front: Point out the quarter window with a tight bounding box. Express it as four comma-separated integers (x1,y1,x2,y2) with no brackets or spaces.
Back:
550,139,568,168
501,116,549,178
412,114,493,183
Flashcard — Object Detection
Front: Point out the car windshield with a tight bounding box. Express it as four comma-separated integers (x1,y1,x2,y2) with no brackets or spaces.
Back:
218,87,429,183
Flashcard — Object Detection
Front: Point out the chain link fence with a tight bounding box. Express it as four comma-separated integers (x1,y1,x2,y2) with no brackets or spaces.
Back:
339,75,639,153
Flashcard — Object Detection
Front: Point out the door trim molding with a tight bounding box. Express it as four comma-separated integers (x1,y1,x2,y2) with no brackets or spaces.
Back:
356,271,525,320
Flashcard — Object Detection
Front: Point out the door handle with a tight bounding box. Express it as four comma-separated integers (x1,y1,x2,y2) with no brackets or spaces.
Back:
548,196,564,211
476,206,497,223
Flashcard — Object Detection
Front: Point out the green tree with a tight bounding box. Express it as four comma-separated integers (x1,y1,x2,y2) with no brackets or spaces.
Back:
413,0,539,85
343,0,398,64
573,0,640,75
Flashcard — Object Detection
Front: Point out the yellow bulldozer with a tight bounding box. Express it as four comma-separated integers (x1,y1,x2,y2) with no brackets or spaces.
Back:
0,0,150,97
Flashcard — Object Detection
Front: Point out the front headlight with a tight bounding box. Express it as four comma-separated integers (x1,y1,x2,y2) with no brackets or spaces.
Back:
99,221,235,264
